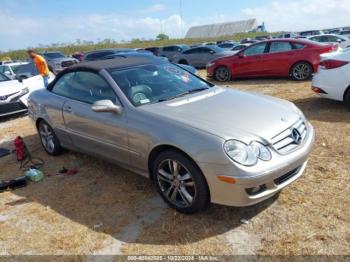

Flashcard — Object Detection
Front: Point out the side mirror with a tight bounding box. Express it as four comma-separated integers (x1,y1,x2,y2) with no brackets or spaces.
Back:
92,100,122,114
337,39,342,43
209,50,215,54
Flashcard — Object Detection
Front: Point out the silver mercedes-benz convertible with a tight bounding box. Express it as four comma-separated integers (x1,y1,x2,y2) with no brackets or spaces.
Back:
28,54,315,213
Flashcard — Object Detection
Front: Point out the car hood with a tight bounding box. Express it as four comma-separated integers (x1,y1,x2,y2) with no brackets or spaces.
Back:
142,87,300,142
0,80,23,96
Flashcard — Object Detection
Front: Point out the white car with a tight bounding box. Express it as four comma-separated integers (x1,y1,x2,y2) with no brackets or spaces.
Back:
308,34,350,49
0,62,29,79
312,48,350,107
0,71,54,117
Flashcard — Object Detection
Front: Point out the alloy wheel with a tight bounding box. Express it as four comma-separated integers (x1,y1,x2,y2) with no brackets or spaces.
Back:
292,63,311,80
39,122,55,153
156,159,196,208
215,67,230,82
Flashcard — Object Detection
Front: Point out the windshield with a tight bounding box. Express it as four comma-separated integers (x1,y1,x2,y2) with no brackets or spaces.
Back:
44,52,65,59
15,63,39,76
109,63,213,107
0,72,10,82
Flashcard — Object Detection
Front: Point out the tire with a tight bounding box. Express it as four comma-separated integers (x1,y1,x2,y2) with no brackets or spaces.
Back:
344,87,350,109
152,150,210,214
290,62,313,81
214,66,231,82
179,60,188,65
38,120,62,156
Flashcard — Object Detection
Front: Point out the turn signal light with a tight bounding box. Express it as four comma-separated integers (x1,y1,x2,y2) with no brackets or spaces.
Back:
218,176,236,184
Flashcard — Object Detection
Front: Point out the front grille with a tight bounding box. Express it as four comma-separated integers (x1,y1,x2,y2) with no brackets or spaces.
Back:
274,166,302,185
61,60,75,68
271,119,307,154
0,101,27,116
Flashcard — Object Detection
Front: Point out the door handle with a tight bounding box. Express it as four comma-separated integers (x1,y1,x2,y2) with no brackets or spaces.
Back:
63,105,72,113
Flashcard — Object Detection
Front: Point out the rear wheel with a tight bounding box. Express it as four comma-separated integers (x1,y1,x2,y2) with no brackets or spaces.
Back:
215,66,231,82
152,151,209,214
38,120,62,155
291,62,313,81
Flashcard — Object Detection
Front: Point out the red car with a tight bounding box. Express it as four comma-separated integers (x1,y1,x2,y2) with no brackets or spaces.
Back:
207,39,338,81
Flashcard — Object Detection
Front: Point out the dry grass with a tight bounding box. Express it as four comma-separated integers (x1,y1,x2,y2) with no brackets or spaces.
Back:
0,71,349,255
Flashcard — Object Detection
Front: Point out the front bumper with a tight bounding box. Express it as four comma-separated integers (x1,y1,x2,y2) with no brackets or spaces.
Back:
198,123,315,207
0,101,27,117
312,68,349,101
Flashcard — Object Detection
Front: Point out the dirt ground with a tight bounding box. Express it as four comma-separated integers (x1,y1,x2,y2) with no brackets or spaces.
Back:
0,70,349,256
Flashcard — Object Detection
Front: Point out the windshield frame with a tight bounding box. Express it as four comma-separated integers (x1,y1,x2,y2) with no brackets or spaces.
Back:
108,62,214,107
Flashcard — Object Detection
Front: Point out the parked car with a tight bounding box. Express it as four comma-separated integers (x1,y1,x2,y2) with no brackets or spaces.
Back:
144,47,160,56
312,47,350,107
0,69,54,117
277,33,298,39
0,62,29,79
174,46,234,68
255,35,272,41
231,44,251,53
240,38,259,44
218,42,238,49
308,34,350,49
28,55,315,213
40,51,79,74
158,45,190,62
340,30,350,38
83,48,136,62
72,52,84,62
207,39,338,82
299,30,324,37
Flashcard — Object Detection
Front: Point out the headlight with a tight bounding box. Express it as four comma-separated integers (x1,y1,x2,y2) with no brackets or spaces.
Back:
224,140,271,166
21,87,29,94
206,62,214,68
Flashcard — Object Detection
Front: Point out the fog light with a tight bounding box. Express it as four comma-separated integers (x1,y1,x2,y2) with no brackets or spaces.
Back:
246,184,266,196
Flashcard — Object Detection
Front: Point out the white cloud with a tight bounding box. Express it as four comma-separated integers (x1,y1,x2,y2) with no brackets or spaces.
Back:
139,4,166,14
241,0,350,31
0,11,185,51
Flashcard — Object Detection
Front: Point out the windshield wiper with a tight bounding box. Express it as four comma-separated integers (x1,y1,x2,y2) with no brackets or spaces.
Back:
156,87,209,103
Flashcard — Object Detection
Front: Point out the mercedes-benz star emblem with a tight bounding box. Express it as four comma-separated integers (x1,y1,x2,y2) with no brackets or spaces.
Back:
291,128,302,145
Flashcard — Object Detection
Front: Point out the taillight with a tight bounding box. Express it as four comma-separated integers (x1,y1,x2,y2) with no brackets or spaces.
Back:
319,59,349,70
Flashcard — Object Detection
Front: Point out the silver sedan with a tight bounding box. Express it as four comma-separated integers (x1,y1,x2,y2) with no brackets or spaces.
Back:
28,56,315,214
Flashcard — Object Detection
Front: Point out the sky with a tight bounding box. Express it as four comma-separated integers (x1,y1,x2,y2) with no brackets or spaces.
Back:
1,0,350,51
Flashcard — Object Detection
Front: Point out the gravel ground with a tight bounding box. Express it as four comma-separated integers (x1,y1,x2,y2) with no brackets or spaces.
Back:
0,71,349,256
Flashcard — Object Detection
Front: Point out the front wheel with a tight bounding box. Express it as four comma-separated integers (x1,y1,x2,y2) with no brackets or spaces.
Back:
38,120,62,155
344,88,350,109
291,62,313,81
215,66,231,82
153,151,210,214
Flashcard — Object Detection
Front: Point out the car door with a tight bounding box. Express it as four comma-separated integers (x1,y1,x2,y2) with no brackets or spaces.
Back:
179,48,194,66
190,48,205,67
234,42,268,77
198,47,215,67
53,70,129,165
263,41,295,76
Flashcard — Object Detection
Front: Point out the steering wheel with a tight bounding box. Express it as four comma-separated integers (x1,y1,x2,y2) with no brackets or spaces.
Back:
129,85,153,104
